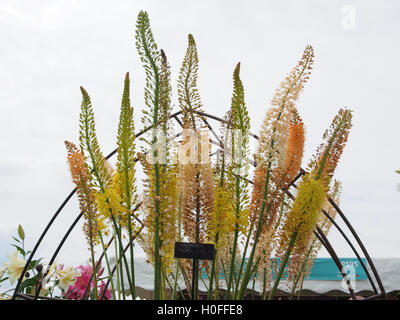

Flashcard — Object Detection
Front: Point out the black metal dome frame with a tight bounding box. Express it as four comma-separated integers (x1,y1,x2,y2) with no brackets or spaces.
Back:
12,110,387,300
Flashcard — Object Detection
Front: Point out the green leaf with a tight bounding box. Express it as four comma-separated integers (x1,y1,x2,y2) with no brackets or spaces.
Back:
0,277,9,283
12,236,21,244
395,170,400,175
11,244,25,256
19,277,39,293
18,225,25,240
28,259,42,271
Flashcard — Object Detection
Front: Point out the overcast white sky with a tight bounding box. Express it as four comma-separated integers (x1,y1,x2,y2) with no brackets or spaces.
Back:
1,0,400,270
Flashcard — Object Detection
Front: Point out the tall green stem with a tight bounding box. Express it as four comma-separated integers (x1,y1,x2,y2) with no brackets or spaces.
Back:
289,237,316,299
127,215,136,298
268,231,298,300
237,164,272,299
113,231,121,300
208,232,219,300
99,233,116,300
226,175,241,299
111,217,134,298
172,196,182,300
234,217,254,299
137,14,162,299
153,163,162,299
89,238,98,300
192,181,201,300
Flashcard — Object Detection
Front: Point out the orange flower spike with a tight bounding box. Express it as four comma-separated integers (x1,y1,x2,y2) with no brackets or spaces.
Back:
284,116,305,186
65,141,99,246
248,165,268,228
309,108,353,188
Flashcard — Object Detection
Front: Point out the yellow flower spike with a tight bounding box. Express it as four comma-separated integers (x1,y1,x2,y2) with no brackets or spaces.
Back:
289,180,342,293
270,109,352,298
139,152,179,273
277,176,326,283
207,184,235,248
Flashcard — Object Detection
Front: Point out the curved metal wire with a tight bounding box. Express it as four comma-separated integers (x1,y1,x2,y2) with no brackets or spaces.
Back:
13,109,386,300
12,110,183,300
286,175,378,294
194,110,386,297
33,213,83,298
313,229,356,299
12,188,77,299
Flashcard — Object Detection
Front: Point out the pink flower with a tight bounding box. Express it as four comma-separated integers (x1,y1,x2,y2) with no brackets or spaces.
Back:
64,264,112,300
99,280,112,300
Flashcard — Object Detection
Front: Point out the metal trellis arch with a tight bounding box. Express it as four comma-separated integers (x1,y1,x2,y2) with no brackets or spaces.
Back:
12,110,387,300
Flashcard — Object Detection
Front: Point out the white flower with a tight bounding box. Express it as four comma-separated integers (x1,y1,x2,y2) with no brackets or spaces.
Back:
55,265,80,291
39,284,50,296
37,263,57,289
3,251,26,284
43,263,57,280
